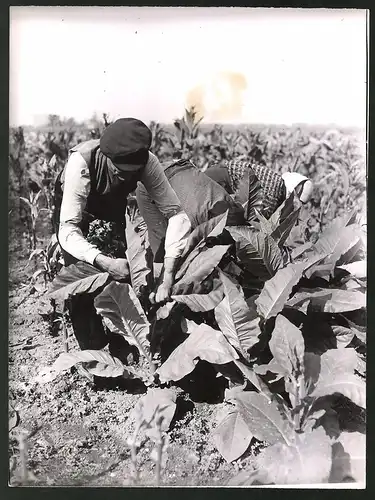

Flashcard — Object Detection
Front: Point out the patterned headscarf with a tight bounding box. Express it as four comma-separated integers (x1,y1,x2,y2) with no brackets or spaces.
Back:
225,159,287,217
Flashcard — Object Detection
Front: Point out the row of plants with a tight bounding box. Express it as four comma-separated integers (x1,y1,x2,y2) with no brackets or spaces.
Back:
9,108,366,253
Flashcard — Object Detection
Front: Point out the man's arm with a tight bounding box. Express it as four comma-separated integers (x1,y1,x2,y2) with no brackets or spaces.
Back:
58,152,102,265
59,153,129,280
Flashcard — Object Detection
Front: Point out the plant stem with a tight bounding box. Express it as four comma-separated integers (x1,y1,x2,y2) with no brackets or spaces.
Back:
130,424,141,485
19,432,28,484
62,313,69,353
155,441,162,487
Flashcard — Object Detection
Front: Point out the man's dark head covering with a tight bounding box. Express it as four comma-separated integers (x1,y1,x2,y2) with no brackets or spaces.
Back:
100,117,152,171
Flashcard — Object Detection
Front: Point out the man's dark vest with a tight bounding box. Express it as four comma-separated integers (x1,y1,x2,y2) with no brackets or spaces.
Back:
53,139,146,232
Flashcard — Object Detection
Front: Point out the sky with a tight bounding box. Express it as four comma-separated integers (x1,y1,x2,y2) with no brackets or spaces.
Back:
9,7,368,127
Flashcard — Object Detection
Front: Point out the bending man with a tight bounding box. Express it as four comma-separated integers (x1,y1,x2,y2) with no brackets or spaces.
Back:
53,118,191,351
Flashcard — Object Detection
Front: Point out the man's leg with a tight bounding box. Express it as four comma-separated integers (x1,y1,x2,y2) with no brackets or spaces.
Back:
66,293,109,350
61,247,109,351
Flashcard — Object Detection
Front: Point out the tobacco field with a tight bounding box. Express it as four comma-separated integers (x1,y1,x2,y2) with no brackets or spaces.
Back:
8,110,367,486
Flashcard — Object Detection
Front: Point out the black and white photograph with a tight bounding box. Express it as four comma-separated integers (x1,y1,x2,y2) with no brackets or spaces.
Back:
8,6,367,487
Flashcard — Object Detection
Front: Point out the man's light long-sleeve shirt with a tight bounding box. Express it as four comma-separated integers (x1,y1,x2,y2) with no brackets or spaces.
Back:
58,151,191,264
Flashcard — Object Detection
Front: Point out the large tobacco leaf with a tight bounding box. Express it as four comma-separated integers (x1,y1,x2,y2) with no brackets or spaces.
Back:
269,314,305,378
271,191,301,228
226,469,272,486
214,271,261,356
287,288,366,314
234,360,273,396
253,358,285,383
156,323,239,384
48,261,111,301
255,259,318,320
35,350,126,384
175,211,228,281
305,225,362,280
291,241,314,261
342,316,366,343
180,210,229,259
312,374,366,409
243,170,264,222
332,432,366,484
311,210,359,259
338,260,366,280
311,348,366,409
331,325,356,348
255,193,301,248
173,245,231,292
254,428,332,485
270,207,301,247
171,281,225,312
125,219,153,296
227,226,283,280
131,388,177,440
234,391,295,446
212,406,253,463
94,282,152,363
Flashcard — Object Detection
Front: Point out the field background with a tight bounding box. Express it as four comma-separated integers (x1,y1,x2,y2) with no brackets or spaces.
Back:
8,111,367,486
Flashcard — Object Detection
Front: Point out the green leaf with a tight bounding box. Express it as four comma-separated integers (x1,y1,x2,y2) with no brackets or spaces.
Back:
131,388,177,440
234,359,273,396
255,260,314,320
287,288,366,314
291,241,313,260
226,469,271,486
29,248,45,260
227,226,283,279
270,207,301,247
338,238,365,267
269,315,305,378
34,350,126,384
48,261,111,301
306,225,363,280
243,170,264,222
171,283,224,312
319,347,358,375
342,316,366,343
312,374,366,409
177,210,228,266
173,245,231,292
234,392,295,446
156,323,239,384
19,196,32,210
304,352,322,394
338,261,366,279
311,349,366,408
335,432,366,484
313,214,359,258
94,282,152,363
270,191,301,228
125,219,153,296
214,271,261,355
253,359,285,381
212,407,253,463
255,428,332,485
331,325,355,348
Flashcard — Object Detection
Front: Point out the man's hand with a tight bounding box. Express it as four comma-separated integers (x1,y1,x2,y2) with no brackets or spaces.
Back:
94,254,130,282
155,277,173,303
148,257,179,304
